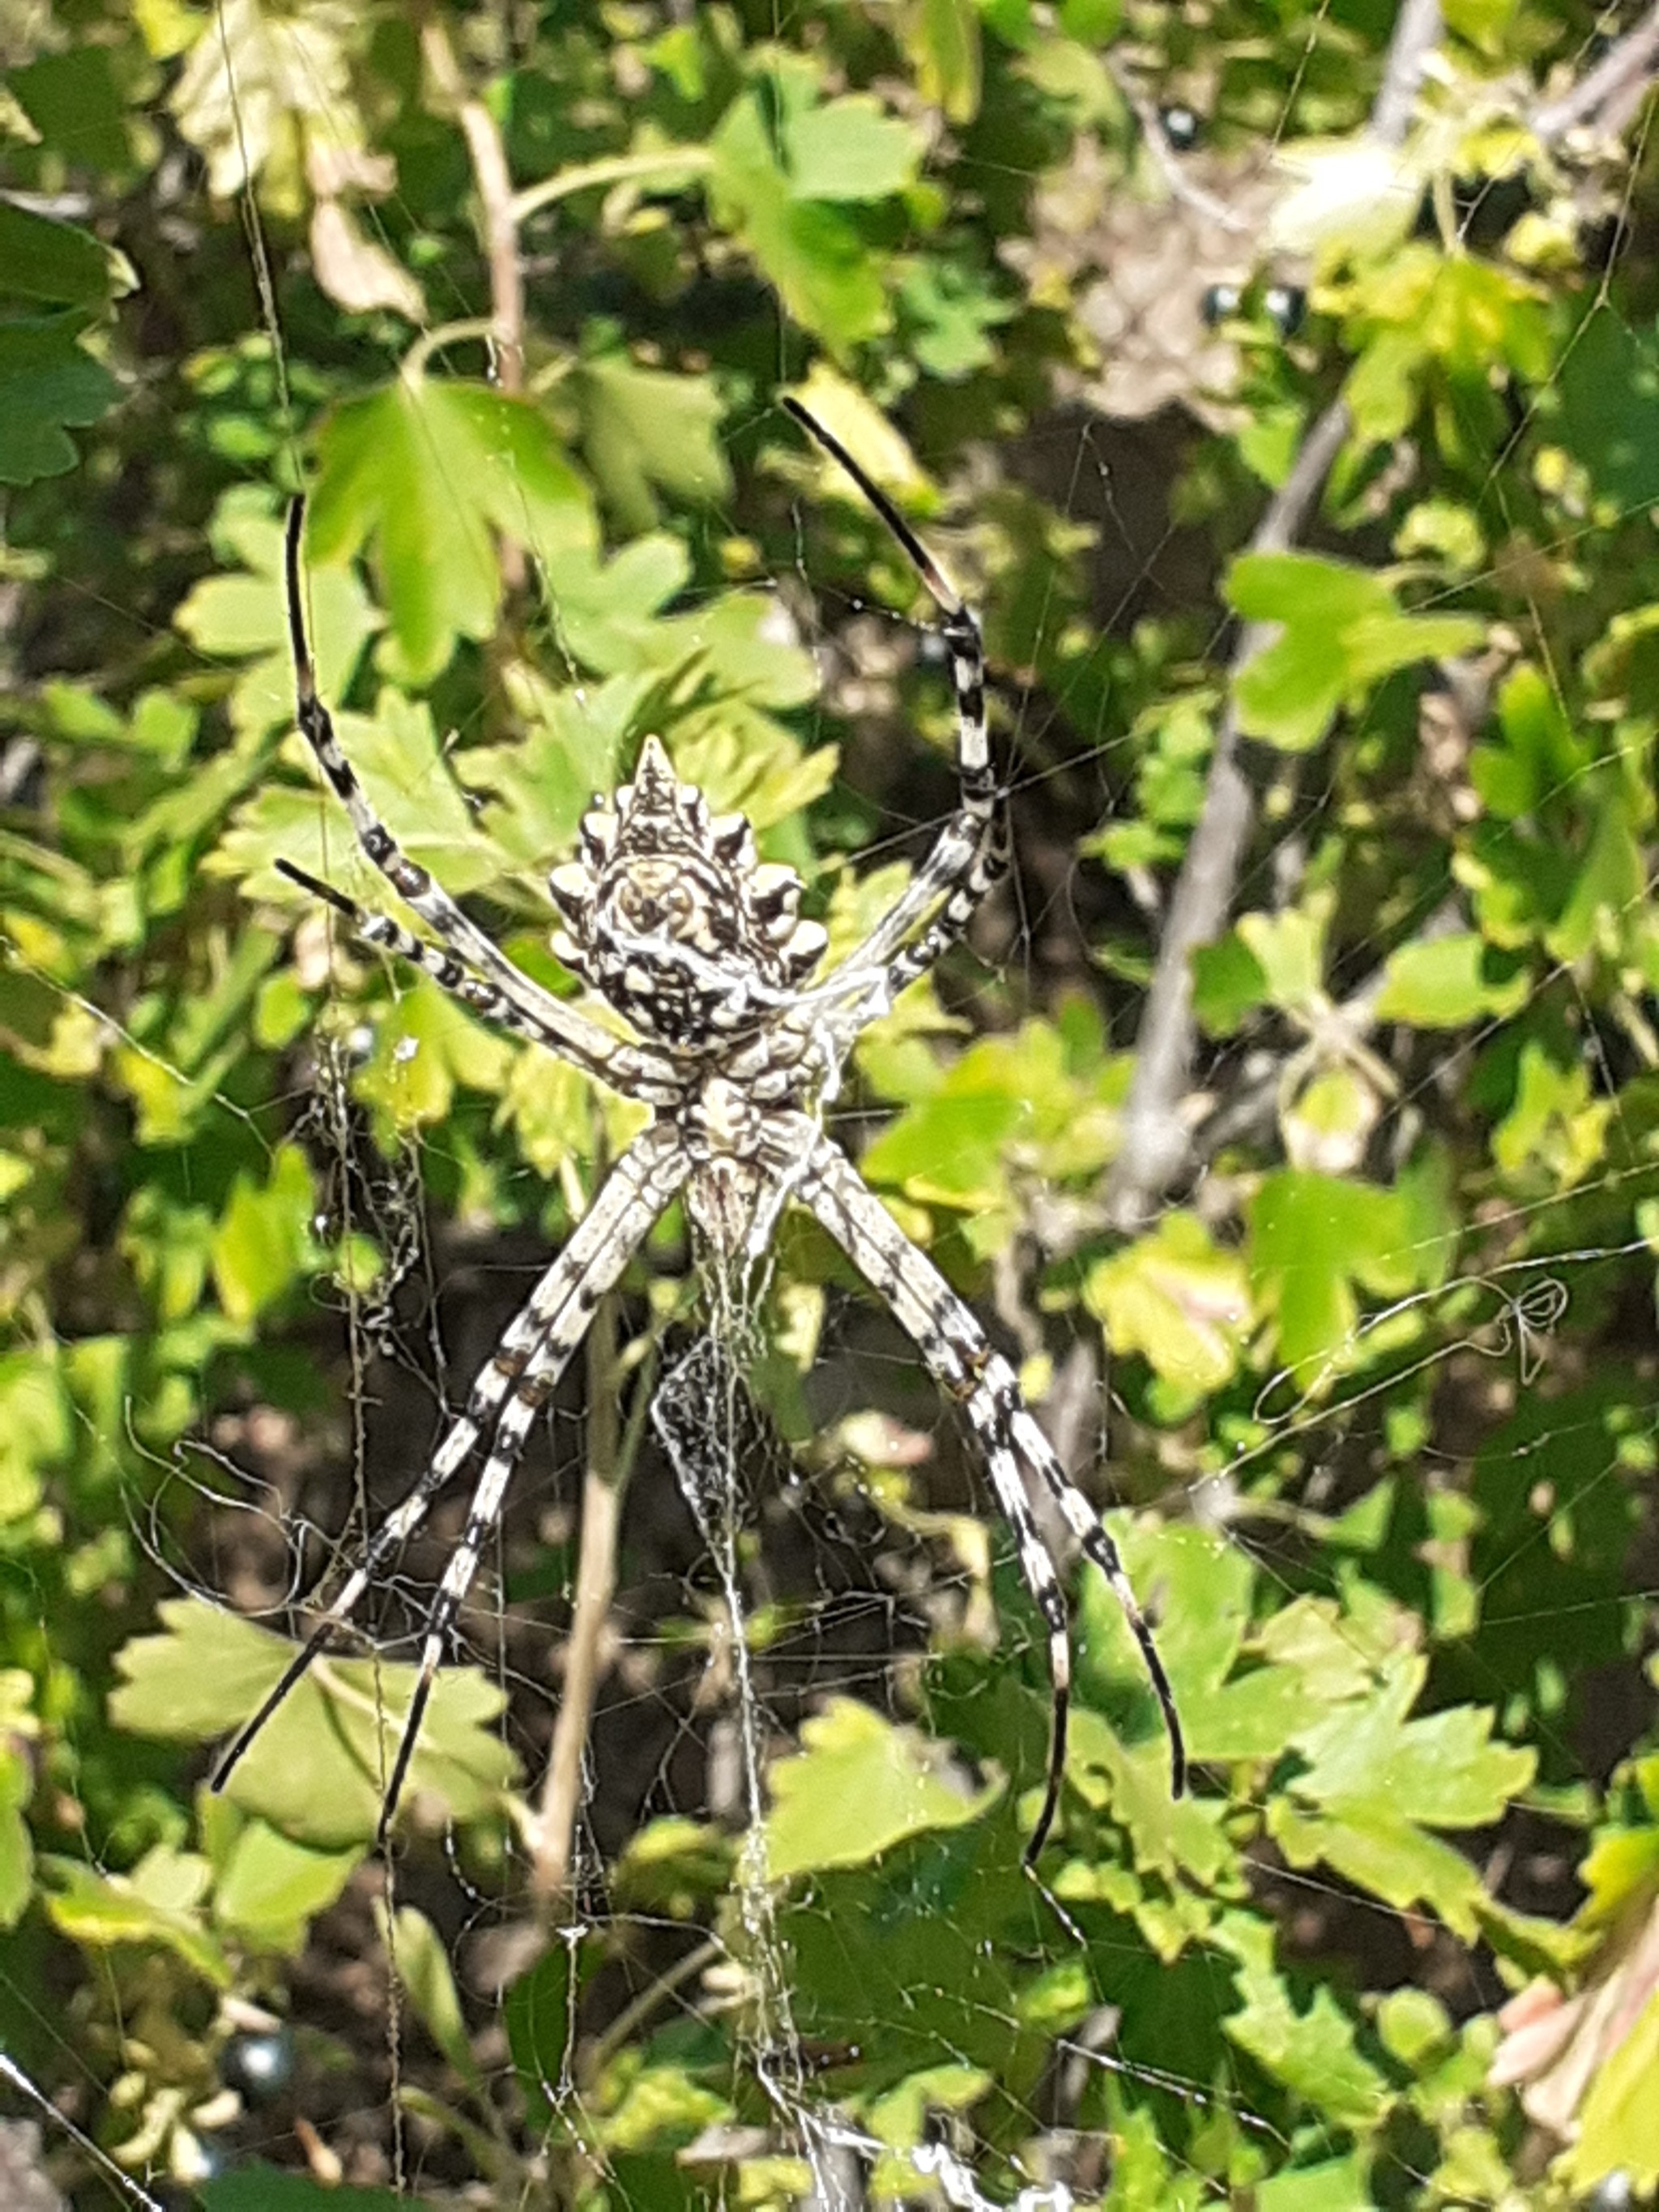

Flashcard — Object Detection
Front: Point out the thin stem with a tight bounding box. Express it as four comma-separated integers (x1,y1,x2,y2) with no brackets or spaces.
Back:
420,19,524,396
400,317,499,386
1369,0,1444,149
1107,399,1352,1222
511,146,714,226
584,1937,723,2083
530,1298,660,1906
420,15,527,590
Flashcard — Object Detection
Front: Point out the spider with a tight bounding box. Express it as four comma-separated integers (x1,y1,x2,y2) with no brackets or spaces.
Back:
211,399,1185,1865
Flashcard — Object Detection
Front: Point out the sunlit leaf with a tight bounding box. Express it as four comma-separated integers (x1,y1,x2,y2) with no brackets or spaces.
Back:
1084,1213,1250,1393
766,1700,998,1877
572,352,731,531
1228,552,1484,751
109,1598,519,1848
308,377,595,684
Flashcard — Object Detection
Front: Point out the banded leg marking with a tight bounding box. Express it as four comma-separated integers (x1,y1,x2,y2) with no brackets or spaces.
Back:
275,859,684,1106
783,402,1005,997
782,1121,1183,1864
211,1123,688,1817
281,504,672,1092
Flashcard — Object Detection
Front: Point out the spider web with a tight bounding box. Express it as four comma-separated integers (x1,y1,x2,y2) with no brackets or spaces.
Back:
6,6,1659,2207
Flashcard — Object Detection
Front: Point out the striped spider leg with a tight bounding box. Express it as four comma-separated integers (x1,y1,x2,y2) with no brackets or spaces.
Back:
212,1122,689,1833
768,1116,1186,1865
279,501,686,1103
778,399,1012,1038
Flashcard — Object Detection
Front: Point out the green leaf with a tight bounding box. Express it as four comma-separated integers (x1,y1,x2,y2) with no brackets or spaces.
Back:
505,1941,578,2129
1256,2154,1372,2210
0,313,120,485
41,1846,232,1988
1059,1703,1235,1888
0,202,121,307
898,0,983,123
771,1828,1038,2086
708,60,918,352
1291,1652,1536,1828
1227,552,1484,752
0,1744,34,1930
1190,930,1270,1035
785,96,921,200
174,491,379,737
765,1700,998,1878
0,1349,70,1524
210,1144,316,1326
1218,1912,1389,2125
213,689,511,898
1560,1986,1659,2194
1084,1213,1250,1393
1374,932,1530,1027
1469,662,1588,820
1546,787,1645,963
353,973,517,1133
212,1818,360,1951
862,1025,1111,1213
1557,308,1659,513
109,1598,518,1848
383,1903,484,2090
571,352,731,531
896,259,1014,380
308,378,595,684
1491,1040,1610,1182
1247,1168,1427,1383
203,2170,405,2212
1235,907,1325,1012
8,46,133,173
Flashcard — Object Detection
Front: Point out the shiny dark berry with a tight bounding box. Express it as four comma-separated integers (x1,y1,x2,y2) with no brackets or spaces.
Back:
222,2027,296,2103
1158,102,1201,151
1262,282,1307,336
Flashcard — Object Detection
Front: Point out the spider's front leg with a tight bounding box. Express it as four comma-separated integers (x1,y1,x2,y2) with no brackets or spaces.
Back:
783,403,1010,1020
212,1121,689,1835
774,1118,1184,1864
274,859,684,1108
279,505,682,1102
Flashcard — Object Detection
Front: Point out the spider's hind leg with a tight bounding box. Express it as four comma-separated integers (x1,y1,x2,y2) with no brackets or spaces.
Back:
783,1120,1183,1865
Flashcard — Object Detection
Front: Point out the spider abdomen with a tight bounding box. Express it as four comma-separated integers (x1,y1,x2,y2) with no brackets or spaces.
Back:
548,735,827,1049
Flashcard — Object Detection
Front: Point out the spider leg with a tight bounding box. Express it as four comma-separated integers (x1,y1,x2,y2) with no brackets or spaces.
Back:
275,859,684,1107
211,1121,689,1824
281,504,678,1093
777,1119,1184,1864
783,401,1006,1011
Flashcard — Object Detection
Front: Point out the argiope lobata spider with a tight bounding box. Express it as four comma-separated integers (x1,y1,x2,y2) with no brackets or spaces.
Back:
211,399,1185,1865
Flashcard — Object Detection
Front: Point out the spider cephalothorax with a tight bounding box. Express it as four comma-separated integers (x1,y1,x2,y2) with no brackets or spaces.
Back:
224,399,1183,1867
547,734,828,1049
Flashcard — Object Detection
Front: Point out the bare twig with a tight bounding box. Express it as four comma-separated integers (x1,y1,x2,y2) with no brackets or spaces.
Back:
1105,1,1443,1225
420,20,523,395
1534,2,1659,143
1369,0,1445,148
531,1296,659,1907
420,18,527,590
1107,399,1352,1222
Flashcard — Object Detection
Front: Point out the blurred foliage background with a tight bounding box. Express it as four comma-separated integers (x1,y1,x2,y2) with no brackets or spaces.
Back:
3,0,1659,2204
